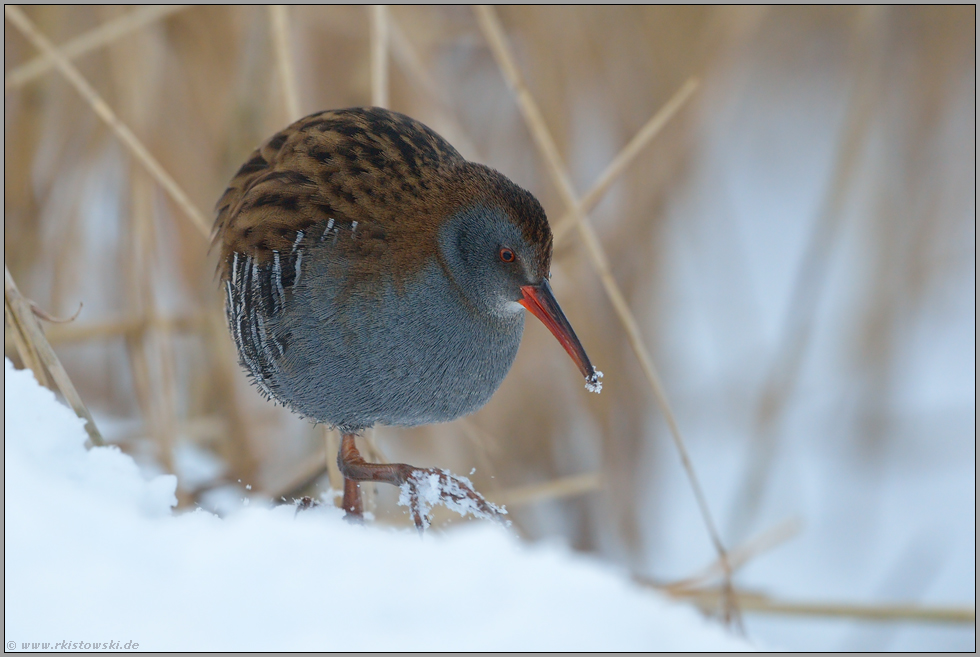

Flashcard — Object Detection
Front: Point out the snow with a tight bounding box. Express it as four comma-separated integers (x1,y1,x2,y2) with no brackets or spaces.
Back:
584,367,604,394
4,359,752,651
397,468,507,531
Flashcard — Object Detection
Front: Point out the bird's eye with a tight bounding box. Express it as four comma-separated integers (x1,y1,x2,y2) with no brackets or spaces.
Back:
499,247,516,263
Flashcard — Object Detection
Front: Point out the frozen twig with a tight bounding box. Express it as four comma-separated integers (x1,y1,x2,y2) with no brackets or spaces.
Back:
398,468,507,532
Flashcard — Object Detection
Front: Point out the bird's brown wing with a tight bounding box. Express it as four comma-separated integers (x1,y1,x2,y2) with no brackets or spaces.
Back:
211,107,466,282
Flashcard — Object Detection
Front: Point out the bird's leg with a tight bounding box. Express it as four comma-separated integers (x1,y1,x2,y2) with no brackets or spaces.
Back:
339,434,368,521
337,433,504,531
341,478,363,520
338,433,412,522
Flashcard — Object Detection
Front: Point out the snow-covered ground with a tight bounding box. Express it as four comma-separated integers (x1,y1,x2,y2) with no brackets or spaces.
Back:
4,359,752,651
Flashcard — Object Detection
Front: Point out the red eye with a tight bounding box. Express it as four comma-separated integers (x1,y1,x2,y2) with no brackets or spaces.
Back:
499,247,516,263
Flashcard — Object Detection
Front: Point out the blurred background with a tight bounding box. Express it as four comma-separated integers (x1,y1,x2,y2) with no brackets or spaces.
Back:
4,5,975,650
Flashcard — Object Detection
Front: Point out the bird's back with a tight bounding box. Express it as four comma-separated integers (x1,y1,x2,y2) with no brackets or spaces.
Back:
212,107,466,286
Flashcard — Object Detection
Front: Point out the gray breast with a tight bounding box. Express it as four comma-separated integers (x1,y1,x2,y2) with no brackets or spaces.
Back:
226,238,524,433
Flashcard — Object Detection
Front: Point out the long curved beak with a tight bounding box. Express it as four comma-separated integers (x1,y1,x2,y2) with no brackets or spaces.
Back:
519,279,603,394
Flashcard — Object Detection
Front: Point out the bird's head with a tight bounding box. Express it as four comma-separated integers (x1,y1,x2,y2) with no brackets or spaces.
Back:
438,163,603,393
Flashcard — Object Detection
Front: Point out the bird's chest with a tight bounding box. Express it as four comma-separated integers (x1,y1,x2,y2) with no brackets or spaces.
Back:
276,259,524,429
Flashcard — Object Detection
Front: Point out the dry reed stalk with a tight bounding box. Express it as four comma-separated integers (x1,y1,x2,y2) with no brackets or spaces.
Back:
117,415,227,446
370,5,390,108
321,426,346,496
4,5,188,90
473,6,739,624
551,77,700,246
4,265,104,446
728,6,885,538
4,6,211,239
121,172,167,471
26,301,82,324
4,291,49,388
123,328,157,451
102,20,176,475
490,471,601,508
117,12,180,472
386,12,481,159
664,517,803,594
268,5,301,122
149,282,180,476
666,589,975,625
386,16,439,102
47,196,83,323
1,314,202,350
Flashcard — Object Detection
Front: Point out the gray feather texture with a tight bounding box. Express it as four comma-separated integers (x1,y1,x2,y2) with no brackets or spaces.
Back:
227,205,529,433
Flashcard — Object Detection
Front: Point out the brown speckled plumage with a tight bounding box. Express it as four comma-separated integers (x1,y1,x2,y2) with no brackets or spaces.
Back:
212,107,552,292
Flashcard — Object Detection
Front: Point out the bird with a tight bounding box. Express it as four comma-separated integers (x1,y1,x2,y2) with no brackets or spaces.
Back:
211,107,602,530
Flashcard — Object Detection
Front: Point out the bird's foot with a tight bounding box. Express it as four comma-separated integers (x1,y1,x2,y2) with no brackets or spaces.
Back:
338,433,505,532
396,467,507,533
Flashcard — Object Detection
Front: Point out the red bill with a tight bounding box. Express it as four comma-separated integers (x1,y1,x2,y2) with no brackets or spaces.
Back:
519,279,603,394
